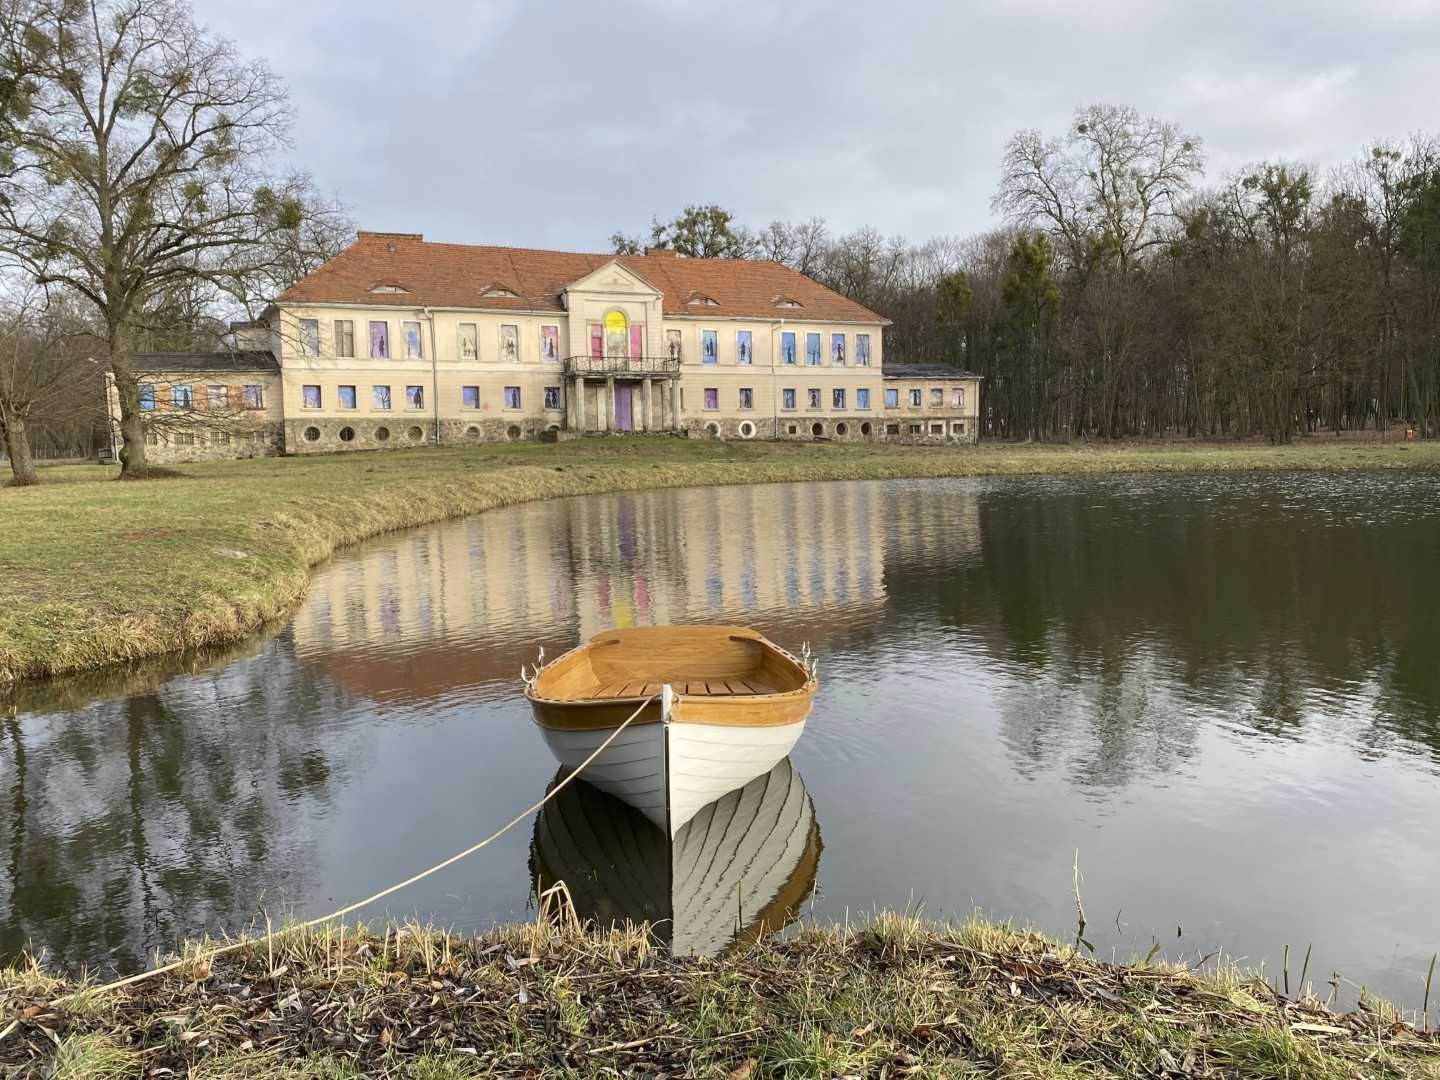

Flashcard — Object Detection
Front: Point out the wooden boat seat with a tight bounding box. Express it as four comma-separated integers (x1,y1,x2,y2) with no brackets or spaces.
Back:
592,679,779,699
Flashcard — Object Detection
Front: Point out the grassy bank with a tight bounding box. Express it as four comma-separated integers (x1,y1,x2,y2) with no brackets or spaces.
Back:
3,917,1436,1078
4,437,1440,687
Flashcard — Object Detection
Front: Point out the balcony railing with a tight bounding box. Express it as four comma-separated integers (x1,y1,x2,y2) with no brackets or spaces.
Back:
562,355,681,378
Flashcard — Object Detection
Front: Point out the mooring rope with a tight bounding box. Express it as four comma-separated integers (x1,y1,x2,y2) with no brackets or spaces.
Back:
53,694,658,1005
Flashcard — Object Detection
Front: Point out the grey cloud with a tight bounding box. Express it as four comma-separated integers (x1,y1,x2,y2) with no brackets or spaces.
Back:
194,0,1440,248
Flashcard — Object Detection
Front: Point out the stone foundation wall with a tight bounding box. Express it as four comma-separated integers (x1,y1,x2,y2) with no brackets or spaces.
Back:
877,413,980,445
284,416,564,453
142,425,282,463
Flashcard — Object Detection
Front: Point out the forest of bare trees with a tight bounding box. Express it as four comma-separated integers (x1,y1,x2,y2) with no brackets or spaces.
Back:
622,105,1440,443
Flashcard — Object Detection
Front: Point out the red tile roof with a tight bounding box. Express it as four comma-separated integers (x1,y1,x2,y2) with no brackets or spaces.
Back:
279,232,887,323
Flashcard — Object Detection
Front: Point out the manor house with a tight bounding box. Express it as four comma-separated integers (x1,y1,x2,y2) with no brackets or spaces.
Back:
110,232,981,460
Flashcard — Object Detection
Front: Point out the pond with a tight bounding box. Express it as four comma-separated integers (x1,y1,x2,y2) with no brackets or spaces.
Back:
2,474,1438,1008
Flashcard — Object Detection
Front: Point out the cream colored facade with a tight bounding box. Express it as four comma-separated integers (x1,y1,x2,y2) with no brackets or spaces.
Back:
269,258,979,451
115,247,980,457
104,362,284,463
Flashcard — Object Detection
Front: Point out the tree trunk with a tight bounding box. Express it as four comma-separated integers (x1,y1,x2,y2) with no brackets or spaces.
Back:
1,402,39,486
109,323,149,477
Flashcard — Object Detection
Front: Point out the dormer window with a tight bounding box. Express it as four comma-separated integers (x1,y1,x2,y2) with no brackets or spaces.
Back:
481,283,520,298
773,296,803,309
369,280,408,294
687,293,719,306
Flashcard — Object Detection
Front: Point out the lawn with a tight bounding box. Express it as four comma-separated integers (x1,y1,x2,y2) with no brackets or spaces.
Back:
4,436,1439,686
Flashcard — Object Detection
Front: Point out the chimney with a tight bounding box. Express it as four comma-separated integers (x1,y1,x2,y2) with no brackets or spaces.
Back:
645,246,677,257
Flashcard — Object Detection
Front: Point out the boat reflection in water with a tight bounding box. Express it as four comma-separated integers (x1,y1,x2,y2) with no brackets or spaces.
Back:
530,758,821,956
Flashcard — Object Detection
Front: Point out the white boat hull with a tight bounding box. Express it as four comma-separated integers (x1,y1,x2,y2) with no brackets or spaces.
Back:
539,718,806,836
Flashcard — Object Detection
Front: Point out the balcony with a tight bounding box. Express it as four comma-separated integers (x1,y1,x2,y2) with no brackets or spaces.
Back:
562,355,681,378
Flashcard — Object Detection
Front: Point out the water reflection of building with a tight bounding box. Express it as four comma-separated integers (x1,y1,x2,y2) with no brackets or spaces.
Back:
530,759,820,956
290,483,898,702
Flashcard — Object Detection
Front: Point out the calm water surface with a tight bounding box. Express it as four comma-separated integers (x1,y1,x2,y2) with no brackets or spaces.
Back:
3,474,1438,1006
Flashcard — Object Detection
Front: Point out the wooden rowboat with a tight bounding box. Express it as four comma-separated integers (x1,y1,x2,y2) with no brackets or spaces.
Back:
524,626,817,835
531,758,821,956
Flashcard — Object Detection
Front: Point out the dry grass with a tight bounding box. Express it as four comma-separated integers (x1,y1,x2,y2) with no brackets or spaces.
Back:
2,916,1435,1078
4,436,1439,688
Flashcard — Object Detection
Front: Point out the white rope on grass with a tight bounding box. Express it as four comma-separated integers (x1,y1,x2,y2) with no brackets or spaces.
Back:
52,694,658,1005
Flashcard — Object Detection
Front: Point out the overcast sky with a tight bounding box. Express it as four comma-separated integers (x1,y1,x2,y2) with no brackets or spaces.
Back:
193,0,1440,252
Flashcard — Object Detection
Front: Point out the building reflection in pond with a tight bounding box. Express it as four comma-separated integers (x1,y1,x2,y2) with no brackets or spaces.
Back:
287,482,947,705
530,759,820,956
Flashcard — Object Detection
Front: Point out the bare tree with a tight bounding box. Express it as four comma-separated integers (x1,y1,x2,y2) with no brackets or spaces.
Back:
0,0,337,477
996,104,1205,272
0,281,102,484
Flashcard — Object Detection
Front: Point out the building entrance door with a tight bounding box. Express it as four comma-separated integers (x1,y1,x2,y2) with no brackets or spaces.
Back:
614,382,634,431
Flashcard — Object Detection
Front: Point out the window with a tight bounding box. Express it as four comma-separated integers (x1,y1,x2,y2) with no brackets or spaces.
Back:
499,325,519,363
172,384,193,408
831,333,846,365
782,388,796,410
952,421,966,435
540,325,560,362
405,385,424,409
206,384,228,409
302,384,321,409
458,323,478,361
951,387,966,409
335,319,354,358
302,425,321,442
739,387,754,410
736,330,752,365
174,431,195,446
930,388,943,406
369,321,389,359
774,296,802,309
886,423,900,435
702,329,718,364
503,385,521,409
909,423,922,434
857,387,870,410
299,318,320,357
884,388,899,407
703,387,719,410
856,333,871,366
214,431,230,446
462,385,480,409
781,331,797,365
544,385,561,410
806,333,821,365
242,384,264,409
338,385,357,410
807,388,821,409
666,329,683,362
910,388,923,407
139,384,156,411
403,321,423,359
930,422,944,435
832,388,846,410
373,385,392,410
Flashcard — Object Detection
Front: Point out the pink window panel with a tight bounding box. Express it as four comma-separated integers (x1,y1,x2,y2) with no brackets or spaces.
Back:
589,325,603,358
629,325,643,358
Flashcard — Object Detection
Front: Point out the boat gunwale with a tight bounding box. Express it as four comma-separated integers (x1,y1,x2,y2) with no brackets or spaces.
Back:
523,626,816,718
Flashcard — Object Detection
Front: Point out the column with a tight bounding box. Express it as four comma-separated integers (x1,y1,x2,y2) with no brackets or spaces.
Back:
605,375,616,433
671,380,683,432
639,378,652,433
574,379,586,432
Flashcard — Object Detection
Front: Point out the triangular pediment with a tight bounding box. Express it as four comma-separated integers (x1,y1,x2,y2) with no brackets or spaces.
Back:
564,259,662,298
